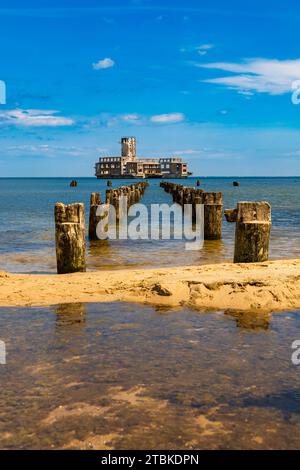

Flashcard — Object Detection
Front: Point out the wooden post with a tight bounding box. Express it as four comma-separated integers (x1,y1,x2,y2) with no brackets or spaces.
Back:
233,202,271,263
177,189,184,206
224,208,238,223
55,202,86,274
203,192,223,240
105,189,112,204
192,194,202,223
89,192,102,240
112,192,120,220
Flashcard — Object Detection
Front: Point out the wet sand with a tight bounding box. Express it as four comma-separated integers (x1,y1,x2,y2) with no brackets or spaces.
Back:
0,259,300,312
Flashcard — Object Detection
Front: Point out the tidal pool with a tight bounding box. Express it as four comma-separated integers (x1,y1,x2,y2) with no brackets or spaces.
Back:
0,302,300,449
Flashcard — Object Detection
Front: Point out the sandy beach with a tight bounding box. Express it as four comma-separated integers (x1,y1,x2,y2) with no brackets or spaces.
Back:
1,259,300,312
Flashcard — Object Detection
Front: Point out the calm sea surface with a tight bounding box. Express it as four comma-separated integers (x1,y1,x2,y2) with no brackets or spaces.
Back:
0,177,299,273
0,302,300,449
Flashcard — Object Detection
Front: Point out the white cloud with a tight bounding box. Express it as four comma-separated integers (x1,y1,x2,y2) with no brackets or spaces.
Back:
237,90,254,96
0,109,74,127
154,147,240,160
197,44,214,56
180,43,214,55
283,150,300,157
92,57,115,70
197,149,241,160
197,58,300,95
84,112,186,127
121,113,141,123
5,144,98,157
150,112,185,124
173,149,198,155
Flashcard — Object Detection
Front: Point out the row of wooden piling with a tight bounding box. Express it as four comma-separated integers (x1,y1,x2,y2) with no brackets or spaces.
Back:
106,182,148,211
55,182,149,274
89,181,149,240
160,181,223,240
160,181,271,263
54,180,272,274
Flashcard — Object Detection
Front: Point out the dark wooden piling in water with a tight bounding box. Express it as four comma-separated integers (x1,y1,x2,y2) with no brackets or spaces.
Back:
160,182,222,240
202,192,223,240
225,201,271,263
100,181,149,222
89,192,102,240
54,202,86,274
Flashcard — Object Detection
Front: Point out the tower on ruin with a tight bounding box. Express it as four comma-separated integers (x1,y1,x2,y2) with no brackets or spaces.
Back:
121,137,136,160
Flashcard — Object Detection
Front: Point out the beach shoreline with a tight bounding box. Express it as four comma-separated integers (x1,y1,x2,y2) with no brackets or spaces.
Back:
0,259,300,312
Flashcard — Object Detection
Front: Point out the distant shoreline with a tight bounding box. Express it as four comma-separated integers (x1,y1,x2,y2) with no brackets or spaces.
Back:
1,176,300,179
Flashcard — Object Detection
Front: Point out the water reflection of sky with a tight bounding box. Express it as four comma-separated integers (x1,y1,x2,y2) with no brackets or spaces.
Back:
0,302,300,449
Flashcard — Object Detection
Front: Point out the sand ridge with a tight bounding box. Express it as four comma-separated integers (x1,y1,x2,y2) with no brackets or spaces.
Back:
0,259,300,312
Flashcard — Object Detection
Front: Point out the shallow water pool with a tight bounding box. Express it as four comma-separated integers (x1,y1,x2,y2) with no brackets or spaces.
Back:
0,302,300,449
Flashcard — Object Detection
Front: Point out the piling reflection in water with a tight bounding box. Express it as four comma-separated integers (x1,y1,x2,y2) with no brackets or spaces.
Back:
224,310,271,331
55,303,86,330
87,238,229,270
0,302,300,449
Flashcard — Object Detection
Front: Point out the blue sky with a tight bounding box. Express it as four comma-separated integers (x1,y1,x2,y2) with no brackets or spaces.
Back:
1,0,300,176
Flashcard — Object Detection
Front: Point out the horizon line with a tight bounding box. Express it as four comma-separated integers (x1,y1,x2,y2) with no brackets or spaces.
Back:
1,175,300,179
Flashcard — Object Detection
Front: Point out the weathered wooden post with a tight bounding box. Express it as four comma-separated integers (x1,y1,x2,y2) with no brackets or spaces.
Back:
225,201,271,263
183,187,192,208
89,192,102,240
192,194,202,224
192,189,203,223
105,189,112,204
129,188,135,206
203,192,223,240
112,191,120,220
135,188,141,202
55,203,86,274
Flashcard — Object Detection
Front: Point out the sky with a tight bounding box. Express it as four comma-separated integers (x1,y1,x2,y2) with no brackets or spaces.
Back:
1,0,300,176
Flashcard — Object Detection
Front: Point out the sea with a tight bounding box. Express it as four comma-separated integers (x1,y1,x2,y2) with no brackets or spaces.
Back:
0,176,299,273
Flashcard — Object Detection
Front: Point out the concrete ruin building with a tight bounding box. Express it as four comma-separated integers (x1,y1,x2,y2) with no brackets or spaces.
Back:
95,137,191,179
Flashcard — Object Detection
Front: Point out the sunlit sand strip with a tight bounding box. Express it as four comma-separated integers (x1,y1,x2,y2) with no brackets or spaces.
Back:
0,259,300,312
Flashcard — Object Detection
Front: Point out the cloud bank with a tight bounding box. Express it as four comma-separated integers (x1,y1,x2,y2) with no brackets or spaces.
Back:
150,112,185,123
0,109,74,127
198,58,300,95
